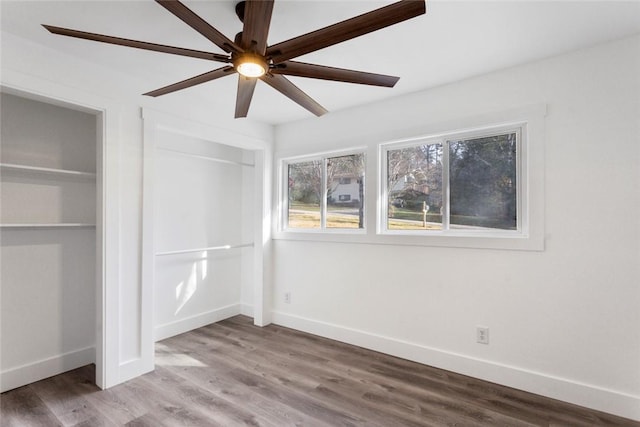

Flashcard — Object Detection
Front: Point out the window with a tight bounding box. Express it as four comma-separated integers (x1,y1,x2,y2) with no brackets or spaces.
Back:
275,107,543,249
285,152,365,230
383,127,521,235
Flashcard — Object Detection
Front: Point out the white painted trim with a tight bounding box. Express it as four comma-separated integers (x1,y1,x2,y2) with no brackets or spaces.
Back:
140,110,157,378
0,347,95,393
117,358,151,385
271,311,640,422
273,104,546,252
141,108,269,151
99,99,122,390
154,304,242,342
0,80,121,390
253,148,273,326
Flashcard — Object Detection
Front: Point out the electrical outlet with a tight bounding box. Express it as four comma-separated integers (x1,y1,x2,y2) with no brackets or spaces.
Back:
477,326,489,344
284,292,291,304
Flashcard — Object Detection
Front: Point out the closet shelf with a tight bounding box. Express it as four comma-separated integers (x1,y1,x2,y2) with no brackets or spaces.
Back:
1,223,96,229
0,163,97,179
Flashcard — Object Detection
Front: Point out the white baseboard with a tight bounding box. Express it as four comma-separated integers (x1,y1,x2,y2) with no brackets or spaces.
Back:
154,303,242,342
117,357,154,385
240,303,254,317
271,311,640,422
0,346,95,393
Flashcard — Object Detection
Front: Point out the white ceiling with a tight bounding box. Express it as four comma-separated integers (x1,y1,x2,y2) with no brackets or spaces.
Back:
2,0,640,125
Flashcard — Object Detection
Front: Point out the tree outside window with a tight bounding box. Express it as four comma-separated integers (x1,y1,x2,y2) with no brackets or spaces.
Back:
385,130,519,232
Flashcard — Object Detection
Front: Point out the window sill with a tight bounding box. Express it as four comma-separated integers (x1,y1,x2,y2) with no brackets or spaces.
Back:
272,229,543,251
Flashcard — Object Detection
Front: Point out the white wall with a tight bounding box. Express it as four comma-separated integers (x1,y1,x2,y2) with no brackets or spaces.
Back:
1,31,273,387
1,94,97,391
152,132,252,340
272,35,640,420
2,10,638,421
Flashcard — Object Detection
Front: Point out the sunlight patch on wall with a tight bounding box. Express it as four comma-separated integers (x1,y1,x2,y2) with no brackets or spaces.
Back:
174,251,209,315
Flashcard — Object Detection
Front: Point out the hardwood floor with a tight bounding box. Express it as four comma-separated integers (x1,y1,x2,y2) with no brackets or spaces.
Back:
1,315,638,426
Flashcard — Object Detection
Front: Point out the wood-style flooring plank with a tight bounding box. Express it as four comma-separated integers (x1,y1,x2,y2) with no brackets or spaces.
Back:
2,315,639,427
205,319,532,425
60,367,149,426
139,365,272,426
208,318,540,426
0,385,62,427
28,368,114,427
220,316,638,426
185,326,475,426
166,332,364,426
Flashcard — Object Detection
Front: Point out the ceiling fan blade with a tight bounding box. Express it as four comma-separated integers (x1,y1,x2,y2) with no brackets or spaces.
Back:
42,25,230,63
235,76,258,118
156,0,242,54
240,0,274,54
271,61,400,87
144,66,235,97
260,74,327,116
267,0,425,64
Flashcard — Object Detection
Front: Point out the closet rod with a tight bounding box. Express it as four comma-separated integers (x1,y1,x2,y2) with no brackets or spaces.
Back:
155,243,254,257
157,147,255,168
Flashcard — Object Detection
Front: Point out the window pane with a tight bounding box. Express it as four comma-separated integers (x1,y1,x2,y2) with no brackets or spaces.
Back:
448,133,517,230
387,144,443,230
327,154,365,229
287,160,322,228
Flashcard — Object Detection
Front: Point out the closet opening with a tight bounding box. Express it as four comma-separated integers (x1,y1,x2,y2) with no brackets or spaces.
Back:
0,88,105,391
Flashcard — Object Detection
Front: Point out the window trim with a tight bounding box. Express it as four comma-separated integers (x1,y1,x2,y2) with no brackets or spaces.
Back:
273,104,545,251
379,124,525,238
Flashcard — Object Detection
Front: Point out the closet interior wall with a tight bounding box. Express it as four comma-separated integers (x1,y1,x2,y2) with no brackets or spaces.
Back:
153,130,254,341
0,92,98,392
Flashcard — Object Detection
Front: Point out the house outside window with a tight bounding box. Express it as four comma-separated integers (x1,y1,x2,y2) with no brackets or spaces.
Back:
382,126,521,235
285,152,365,230
276,108,543,250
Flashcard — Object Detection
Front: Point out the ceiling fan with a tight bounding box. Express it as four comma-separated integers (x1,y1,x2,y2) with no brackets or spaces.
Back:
43,0,426,119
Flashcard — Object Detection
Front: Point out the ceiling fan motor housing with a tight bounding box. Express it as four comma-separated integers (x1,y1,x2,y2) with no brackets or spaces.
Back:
235,1,246,23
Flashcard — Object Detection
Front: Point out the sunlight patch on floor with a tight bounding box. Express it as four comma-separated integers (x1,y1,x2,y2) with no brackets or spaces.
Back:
155,343,208,367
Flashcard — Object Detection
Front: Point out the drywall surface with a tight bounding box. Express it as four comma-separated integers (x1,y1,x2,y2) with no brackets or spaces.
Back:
0,94,97,391
153,132,248,340
272,35,640,420
1,30,272,387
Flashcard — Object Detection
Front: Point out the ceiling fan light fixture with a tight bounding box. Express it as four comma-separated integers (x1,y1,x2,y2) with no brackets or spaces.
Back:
235,53,268,78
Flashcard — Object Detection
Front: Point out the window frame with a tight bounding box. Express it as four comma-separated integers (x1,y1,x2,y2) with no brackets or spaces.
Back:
279,148,367,234
379,124,525,238
273,104,545,251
